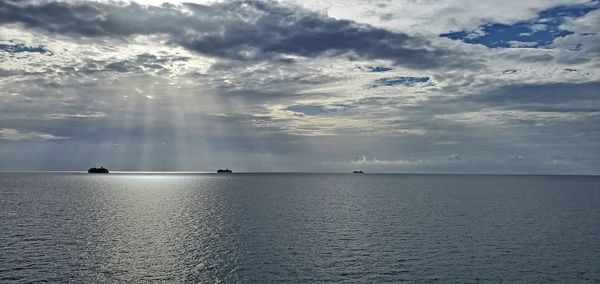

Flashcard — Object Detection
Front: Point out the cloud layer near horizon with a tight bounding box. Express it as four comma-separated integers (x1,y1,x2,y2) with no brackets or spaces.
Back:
0,0,599,174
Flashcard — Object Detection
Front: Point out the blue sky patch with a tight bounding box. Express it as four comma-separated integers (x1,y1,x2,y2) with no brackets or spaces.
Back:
440,3,600,48
0,43,47,53
369,76,430,88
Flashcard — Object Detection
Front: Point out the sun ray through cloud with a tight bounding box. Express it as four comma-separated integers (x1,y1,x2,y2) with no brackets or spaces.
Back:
0,0,598,174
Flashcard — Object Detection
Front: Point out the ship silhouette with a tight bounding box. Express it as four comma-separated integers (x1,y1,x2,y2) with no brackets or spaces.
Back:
217,168,232,173
88,166,109,174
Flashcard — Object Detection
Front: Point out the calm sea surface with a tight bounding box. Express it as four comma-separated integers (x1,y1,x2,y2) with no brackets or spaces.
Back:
1,173,599,283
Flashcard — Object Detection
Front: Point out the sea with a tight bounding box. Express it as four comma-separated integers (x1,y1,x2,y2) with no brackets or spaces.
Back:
1,172,599,283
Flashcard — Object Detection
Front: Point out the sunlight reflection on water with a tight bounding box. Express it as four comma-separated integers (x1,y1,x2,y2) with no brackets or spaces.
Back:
1,173,599,282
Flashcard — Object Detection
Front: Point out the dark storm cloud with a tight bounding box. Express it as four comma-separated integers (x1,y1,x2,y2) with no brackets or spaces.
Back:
0,0,476,69
0,0,184,36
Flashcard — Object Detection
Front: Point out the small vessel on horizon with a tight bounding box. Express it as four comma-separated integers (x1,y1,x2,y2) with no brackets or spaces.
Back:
88,166,109,174
353,170,364,174
217,168,232,173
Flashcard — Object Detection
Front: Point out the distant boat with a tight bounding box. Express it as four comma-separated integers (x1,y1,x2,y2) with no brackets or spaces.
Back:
353,170,364,174
217,168,232,173
88,166,109,174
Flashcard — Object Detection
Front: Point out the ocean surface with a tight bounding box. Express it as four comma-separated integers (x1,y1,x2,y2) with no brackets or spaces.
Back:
1,173,599,283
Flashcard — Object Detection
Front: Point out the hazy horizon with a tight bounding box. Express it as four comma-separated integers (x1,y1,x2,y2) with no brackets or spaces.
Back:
1,0,599,174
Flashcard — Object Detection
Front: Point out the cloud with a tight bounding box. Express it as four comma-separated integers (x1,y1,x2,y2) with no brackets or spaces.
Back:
364,66,392,72
369,76,430,87
473,82,600,106
560,7,600,33
0,0,476,70
502,69,520,74
436,110,584,126
550,32,600,64
294,0,595,36
351,155,420,165
0,128,69,141
508,41,538,48
448,153,462,160
48,112,107,119
285,104,354,115
0,0,599,174
512,154,525,162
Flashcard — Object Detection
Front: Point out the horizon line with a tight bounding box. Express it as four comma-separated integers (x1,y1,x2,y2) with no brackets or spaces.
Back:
0,170,598,177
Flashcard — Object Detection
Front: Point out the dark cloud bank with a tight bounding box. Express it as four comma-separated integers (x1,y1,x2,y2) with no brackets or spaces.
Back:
0,0,474,69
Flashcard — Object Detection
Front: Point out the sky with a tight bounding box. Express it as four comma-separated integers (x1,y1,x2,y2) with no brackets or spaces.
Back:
0,0,599,174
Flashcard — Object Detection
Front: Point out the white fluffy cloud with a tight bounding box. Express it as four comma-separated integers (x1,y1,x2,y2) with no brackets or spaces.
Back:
289,0,590,34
